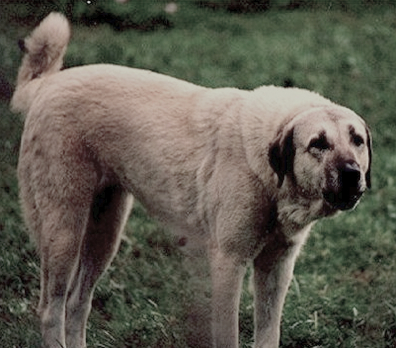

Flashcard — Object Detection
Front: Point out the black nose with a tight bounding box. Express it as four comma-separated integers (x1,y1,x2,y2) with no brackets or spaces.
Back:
340,162,361,188
336,161,363,210
323,162,364,211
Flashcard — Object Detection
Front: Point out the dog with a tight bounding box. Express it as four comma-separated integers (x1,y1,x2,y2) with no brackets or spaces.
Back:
11,13,372,348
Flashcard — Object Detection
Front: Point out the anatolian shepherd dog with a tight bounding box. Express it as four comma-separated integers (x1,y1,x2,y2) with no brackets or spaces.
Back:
12,13,372,348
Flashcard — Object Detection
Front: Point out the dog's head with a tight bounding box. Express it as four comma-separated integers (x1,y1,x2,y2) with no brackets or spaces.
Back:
270,105,372,215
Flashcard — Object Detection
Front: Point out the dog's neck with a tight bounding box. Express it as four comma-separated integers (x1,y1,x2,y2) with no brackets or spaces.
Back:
275,178,331,229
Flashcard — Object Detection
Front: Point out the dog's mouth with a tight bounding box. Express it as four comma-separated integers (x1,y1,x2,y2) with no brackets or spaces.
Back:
323,188,364,211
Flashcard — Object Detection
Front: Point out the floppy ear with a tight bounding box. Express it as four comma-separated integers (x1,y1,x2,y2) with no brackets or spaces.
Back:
365,126,372,189
269,127,295,188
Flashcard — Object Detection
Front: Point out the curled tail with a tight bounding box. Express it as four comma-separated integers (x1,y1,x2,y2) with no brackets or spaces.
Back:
11,12,70,113
16,12,70,86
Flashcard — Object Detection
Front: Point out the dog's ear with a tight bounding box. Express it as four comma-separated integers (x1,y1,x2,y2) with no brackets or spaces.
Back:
365,126,372,189
269,127,295,188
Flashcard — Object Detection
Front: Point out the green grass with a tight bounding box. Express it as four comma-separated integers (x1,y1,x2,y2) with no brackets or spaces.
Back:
1,2,396,347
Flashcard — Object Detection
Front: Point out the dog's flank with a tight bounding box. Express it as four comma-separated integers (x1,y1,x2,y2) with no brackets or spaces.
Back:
12,12,371,348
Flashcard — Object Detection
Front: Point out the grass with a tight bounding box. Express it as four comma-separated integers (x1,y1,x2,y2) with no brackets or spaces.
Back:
1,2,396,347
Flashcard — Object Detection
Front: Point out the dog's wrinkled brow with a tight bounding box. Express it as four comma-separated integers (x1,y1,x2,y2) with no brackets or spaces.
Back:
348,125,364,141
348,125,356,134
308,131,331,149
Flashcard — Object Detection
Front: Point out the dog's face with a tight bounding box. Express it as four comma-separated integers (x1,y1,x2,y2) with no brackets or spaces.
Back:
270,105,372,216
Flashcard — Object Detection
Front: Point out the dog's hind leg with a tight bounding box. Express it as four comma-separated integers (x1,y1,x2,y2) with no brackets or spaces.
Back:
37,203,92,348
65,185,133,348
18,135,100,348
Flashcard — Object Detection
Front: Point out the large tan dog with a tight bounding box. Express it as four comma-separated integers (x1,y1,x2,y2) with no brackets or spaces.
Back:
12,13,372,348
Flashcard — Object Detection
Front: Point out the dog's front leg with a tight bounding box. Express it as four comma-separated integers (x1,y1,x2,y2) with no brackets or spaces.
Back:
210,243,246,348
252,238,304,348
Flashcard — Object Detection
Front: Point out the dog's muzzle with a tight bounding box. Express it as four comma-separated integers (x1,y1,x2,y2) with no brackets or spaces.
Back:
323,162,365,211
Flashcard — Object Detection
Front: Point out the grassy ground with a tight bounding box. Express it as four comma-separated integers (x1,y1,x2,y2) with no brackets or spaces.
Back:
1,2,396,347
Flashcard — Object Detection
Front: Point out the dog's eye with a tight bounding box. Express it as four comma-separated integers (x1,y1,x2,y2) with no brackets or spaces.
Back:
352,134,364,147
308,135,330,151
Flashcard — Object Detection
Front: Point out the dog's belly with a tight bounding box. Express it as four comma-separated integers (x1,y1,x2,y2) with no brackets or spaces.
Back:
127,166,203,231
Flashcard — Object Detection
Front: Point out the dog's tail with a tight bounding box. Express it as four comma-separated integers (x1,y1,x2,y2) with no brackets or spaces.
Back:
16,12,70,86
11,12,70,114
